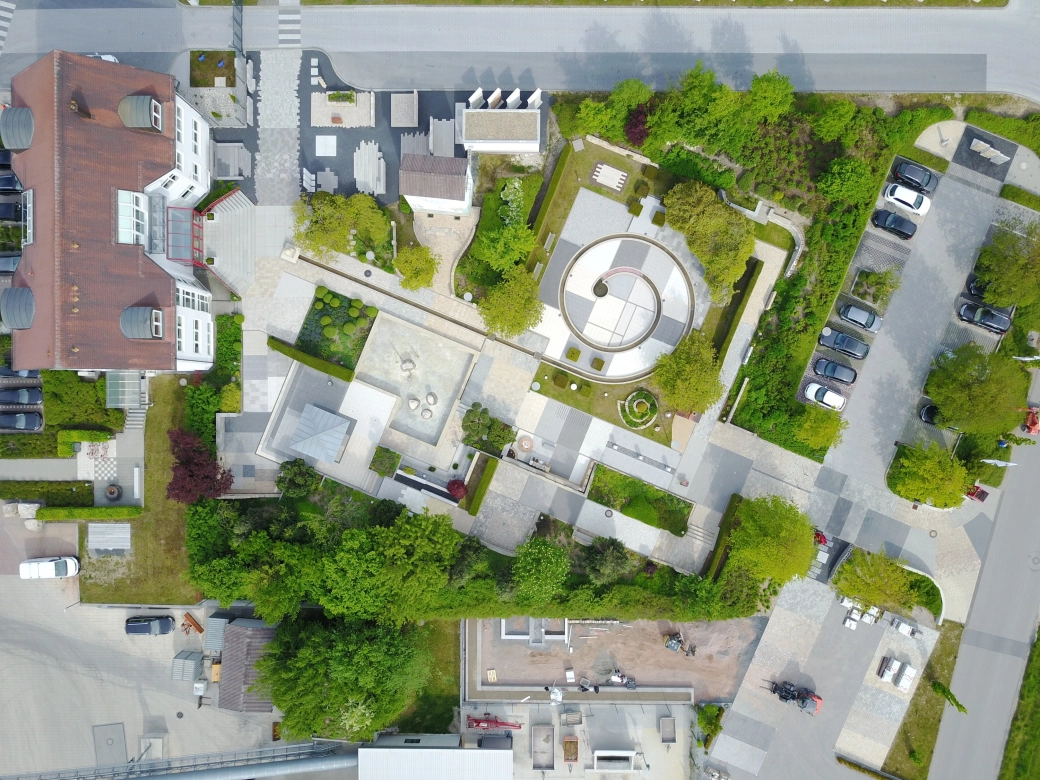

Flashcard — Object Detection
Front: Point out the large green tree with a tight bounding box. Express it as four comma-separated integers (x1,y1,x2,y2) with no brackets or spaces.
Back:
833,548,915,613
975,218,1040,307
276,458,321,499
394,245,440,291
652,330,724,413
664,181,755,301
253,617,432,741
747,70,795,125
583,537,632,586
816,157,877,206
808,98,858,143
471,223,536,274
727,495,816,585
476,267,544,337
924,342,1029,436
794,405,848,451
293,192,390,261
889,442,969,508
513,537,569,605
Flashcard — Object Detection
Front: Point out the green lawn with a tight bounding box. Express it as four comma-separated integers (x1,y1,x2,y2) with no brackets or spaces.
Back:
1001,184,1040,213
882,621,964,780
999,635,1040,780
79,376,199,605
587,464,692,536
533,362,674,446
189,51,236,88
395,620,460,734
753,221,795,255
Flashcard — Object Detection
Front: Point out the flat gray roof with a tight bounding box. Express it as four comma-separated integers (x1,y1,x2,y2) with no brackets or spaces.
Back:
463,110,539,141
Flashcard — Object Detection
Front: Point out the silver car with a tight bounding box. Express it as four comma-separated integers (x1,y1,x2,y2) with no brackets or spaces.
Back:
839,304,882,333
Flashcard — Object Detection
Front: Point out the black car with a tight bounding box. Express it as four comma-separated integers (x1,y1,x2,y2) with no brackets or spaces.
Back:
0,367,39,379
0,388,42,405
959,303,1011,334
871,209,917,240
893,161,939,194
0,202,21,222
125,616,176,636
0,174,23,194
0,254,20,273
814,358,858,385
920,404,940,426
0,412,42,431
0,150,12,169
967,276,989,299
838,304,882,333
818,327,870,360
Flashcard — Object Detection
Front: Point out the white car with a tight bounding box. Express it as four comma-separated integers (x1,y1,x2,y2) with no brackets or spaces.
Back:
896,664,918,694
86,53,119,63
805,382,846,412
19,556,80,579
884,183,931,216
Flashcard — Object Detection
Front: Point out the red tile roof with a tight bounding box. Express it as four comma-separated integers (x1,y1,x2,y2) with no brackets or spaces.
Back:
9,51,178,370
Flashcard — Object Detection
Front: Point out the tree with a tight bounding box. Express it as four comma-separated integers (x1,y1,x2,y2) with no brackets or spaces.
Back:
652,331,724,413
924,342,1029,436
167,429,234,503
498,178,527,226
816,157,877,206
277,458,321,499
832,549,915,613
293,192,390,261
728,495,816,585
446,479,467,501
809,98,858,143
253,616,433,741
394,245,440,291
889,442,969,508
747,70,794,125
513,537,570,605
931,681,968,714
794,405,848,451
664,181,755,301
583,537,631,586
576,99,614,137
471,223,536,274
461,402,493,446
975,218,1040,307
624,104,650,147
476,266,544,337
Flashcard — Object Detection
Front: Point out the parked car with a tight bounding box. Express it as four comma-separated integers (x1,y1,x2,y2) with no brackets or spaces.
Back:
0,367,39,378
884,183,931,216
959,302,1011,334
87,53,119,63
125,616,176,636
818,327,870,360
967,276,990,299
0,412,42,430
893,161,938,194
871,209,917,240
0,150,12,169
0,387,42,405
0,254,19,273
838,304,882,333
0,174,23,194
19,556,79,579
920,404,941,426
0,202,21,222
805,382,846,412
813,358,858,386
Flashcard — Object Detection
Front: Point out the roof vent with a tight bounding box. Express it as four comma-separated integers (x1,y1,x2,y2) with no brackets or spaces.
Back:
0,107,34,152
0,287,35,330
120,307,162,339
118,96,162,131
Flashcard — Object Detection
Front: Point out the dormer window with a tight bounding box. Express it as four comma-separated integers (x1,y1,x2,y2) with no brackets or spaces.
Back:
151,309,163,338
151,99,163,131
120,307,162,340
117,190,147,245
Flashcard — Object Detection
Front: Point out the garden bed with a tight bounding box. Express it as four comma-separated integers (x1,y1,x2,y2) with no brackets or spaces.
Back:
587,464,692,537
295,287,378,371
190,51,236,88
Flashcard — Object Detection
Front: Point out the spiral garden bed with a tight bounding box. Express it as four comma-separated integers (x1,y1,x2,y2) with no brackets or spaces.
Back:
618,389,659,430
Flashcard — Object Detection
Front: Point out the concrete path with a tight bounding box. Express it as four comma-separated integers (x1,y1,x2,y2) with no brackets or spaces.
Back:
0,458,79,481
413,209,481,299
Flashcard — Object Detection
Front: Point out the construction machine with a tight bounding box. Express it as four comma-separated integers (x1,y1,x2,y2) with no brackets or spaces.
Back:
769,681,822,716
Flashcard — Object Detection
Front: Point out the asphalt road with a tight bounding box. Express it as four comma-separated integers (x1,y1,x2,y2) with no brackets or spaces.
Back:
1,2,1039,100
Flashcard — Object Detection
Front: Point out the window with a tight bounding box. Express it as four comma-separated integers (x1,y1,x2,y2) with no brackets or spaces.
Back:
174,288,180,307
151,309,163,338
176,151,183,172
117,190,147,245
193,320,200,354
192,163,199,183
162,174,177,189
198,294,210,313
176,105,182,143
22,190,33,246
181,187,194,200
150,99,163,132
205,320,212,356
176,316,184,351
181,290,196,310
192,120,199,155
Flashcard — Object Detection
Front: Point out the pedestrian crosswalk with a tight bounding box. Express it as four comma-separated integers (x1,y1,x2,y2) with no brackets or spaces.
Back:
0,1,16,57
278,8,301,48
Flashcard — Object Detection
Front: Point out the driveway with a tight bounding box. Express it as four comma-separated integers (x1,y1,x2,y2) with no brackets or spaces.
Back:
0,516,78,575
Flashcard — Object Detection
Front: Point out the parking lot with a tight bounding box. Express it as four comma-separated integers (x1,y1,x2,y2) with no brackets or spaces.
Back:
0,575,277,774
0,369,45,429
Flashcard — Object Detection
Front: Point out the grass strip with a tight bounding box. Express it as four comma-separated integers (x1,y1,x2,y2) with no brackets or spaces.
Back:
467,457,498,516
533,142,573,241
998,633,1040,780
717,259,764,366
966,109,1040,158
267,336,355,382
1000,184,1040,213
753,221,796,254
38,506,143,520
896,145,950,174
703,493,742,579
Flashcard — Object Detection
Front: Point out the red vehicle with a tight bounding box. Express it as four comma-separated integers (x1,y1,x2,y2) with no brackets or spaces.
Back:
1023,407,1039,436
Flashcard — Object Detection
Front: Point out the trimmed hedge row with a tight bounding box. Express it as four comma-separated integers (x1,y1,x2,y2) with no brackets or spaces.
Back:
467,457,498,517
533,142,573,241
716,259,764,366
267,336,355,382
1001,183,1040,212
0,481,93,507
38,506,143,520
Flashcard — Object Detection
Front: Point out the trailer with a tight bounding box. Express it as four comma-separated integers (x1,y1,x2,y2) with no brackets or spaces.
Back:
532,726,554,770
660,717,676,744
563,736,579,764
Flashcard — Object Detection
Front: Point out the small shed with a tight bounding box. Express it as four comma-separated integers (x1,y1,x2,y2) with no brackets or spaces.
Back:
172,651,203,681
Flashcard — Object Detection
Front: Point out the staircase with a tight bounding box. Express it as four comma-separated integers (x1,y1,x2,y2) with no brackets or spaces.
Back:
124,409,147,430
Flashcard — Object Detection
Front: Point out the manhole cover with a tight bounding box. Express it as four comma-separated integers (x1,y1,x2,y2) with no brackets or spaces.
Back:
929,530,938,538
1029,552,1040,571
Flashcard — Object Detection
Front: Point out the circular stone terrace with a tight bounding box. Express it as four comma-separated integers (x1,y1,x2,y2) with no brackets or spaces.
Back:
554,234,694,380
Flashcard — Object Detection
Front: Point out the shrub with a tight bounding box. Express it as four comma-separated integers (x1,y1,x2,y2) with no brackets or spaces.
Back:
328,90,355,103
553,372,569,389
323,292,333,303
314,300,324,310
0,480,93,507
628,201,643,216
642,164,658,181
322,326,337,338
167,429,234,503
655,147,736,190
277,458,321,498
579,384,593,398
398,195,413,214
56,429,112,458
316,286,328,297
342,322,356,335
625,104,650,147
651,211,666,226
320,315,332,326
737,171,754,191
266,336,355,382
591,357,605,371
366,306,378,317
566,347,581,362
356,317,369,328
37,506,143,520
447,480,467,500
467,457,498,516
633,180,650,198
698,705,725,748
351,299,363,308
370,446,402,477
348,307,360,317
233,313,245,325
329,297,340,308
185,384,222,450
219,383,241,413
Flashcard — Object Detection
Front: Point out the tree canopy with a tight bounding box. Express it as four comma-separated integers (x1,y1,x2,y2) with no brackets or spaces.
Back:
664,181,755,301
727,495,816,585
583,537,631,586
276,458,321,499
975,218,1040,308
833,548,915,613
816,157,877,206
167,429,234,504
808,98,858,143
476,267,544,337
394,245,440,291
652,330,724,413
924,342,1029,436
889,442,969,508
794,405,848,451
471,222,537,274
293,192,390,261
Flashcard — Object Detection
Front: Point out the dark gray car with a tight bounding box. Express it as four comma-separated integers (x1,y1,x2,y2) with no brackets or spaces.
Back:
814,358,858,385
893,161,938,194
0,174,22,194
0,367,39,378
818,327,870,360
959,303,1011,334
839,304,882,333
125,616,176,636
0,412,42,431
0,254,20,273
0,388,42,405
871,209,917,240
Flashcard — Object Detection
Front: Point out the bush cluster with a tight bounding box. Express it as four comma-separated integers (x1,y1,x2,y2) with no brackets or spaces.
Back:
0,481,93,507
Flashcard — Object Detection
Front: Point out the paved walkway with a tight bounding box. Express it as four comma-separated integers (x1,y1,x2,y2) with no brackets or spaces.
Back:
255,49,302,207
412,209,481,299
0,457,79,481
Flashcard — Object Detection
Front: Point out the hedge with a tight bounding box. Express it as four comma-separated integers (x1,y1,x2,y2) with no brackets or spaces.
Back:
533,142,573,240
716,259,764,366
0,481,93,507
56,429,113,458
895,145,950,174
703,493,742,579
1001,183,1040,212
467,457,498,517
965,109,1040,158
37,506,143,520
267,336,355,382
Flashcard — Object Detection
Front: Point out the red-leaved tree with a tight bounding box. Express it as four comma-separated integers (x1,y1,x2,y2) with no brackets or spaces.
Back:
447,479,467,501
624,104,649,147
167,429,234,503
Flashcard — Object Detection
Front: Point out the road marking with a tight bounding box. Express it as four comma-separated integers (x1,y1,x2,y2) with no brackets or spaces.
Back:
279,9,302,48
0,1,14,56
961,628,1031,659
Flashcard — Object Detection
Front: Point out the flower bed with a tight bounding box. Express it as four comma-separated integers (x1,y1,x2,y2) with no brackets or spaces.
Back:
295,287,377,370
618,389,659,430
